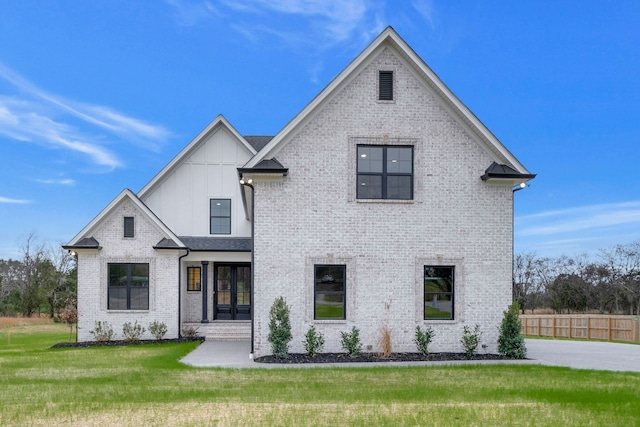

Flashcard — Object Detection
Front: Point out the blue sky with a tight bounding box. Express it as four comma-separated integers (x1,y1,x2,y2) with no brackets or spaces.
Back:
1,1,639,260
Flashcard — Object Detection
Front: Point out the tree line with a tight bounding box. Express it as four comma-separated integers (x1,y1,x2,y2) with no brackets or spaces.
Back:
514,241,640,315
0,234,76,318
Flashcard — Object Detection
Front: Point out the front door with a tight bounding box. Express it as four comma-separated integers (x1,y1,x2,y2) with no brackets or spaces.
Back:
214,264,251,320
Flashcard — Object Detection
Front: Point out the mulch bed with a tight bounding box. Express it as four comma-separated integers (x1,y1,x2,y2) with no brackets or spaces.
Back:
51,337,204,349
255,352,518,364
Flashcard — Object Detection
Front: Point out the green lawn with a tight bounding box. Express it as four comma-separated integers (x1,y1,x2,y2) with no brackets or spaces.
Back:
1,322,639,426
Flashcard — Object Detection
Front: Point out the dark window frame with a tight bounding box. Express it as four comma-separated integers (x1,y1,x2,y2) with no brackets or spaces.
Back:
187,266,201,292
210,199,231,235
314,264,346,320
379,70,394,101
107,263,149,310
357,145,413,200
423,265,455,320
124,217,134,238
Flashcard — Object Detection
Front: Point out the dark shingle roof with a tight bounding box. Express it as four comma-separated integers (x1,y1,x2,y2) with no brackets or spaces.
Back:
244,136,273,152
62,236,101,250
154,238,184,249
481,162,536,181
179,236,252,252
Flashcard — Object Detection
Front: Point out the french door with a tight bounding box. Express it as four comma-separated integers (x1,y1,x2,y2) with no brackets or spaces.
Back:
214,264,251,320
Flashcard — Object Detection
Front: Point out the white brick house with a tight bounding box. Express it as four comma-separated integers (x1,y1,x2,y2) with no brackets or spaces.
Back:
65,27,534,356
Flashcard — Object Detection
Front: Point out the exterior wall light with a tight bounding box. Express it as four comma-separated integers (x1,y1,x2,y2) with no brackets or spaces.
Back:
512,182,528,192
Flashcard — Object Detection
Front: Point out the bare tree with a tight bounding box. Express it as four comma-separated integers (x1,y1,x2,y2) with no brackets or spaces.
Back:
600,242,640,315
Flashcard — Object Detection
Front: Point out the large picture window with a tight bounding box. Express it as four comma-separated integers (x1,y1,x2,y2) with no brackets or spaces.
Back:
210,199,231,234
357,145,413,199
424,266,454,320
108,263,149,310
187,266,201,291
314,265,346,320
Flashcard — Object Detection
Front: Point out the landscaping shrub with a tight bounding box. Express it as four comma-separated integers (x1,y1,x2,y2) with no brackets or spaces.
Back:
378,326,392,357
267,296,292,358
303,325,325,357
181,326,200,339
340,326,362,357
414,325,435,356
149,321,168,340
498,301,527,358
90,320,114,342
461,324,482,356
122,321,145,342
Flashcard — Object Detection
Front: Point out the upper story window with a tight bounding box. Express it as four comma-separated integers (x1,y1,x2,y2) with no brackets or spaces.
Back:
424,266,454,320
210,199,231,234
187,266,201,291
108,263,149,310
357,145,413,200
378,70,394,101
124,217,134,238
314,264,346,320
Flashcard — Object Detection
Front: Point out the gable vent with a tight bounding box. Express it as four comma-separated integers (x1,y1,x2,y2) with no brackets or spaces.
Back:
379,71,393,101
124,217,134,238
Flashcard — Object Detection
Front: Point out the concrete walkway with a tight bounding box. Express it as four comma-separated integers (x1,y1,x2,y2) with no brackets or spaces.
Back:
179,339,640,372
525,339,640,373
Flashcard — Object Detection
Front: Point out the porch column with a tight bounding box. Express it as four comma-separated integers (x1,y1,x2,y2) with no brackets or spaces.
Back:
201,261,209,323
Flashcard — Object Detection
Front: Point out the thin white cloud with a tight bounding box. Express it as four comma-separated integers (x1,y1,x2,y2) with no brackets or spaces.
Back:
165,0,221,26
411,0,437,31
0,96,121,169
515,201,640,256
36,178,76,186
0,196,32,204
517,201,640,236
0,64,171,152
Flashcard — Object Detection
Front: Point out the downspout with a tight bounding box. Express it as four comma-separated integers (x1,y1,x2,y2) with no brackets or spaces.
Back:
178,248,190,338
240,180,255,357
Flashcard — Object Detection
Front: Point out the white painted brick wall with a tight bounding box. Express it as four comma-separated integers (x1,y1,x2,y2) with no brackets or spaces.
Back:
252,47,514,357
76,198,180,341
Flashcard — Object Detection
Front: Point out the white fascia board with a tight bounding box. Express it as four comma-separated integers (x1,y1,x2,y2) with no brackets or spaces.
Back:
66,188,183,247
138,115,257,199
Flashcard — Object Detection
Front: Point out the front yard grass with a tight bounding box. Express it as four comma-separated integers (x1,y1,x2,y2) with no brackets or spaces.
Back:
1,321,639,426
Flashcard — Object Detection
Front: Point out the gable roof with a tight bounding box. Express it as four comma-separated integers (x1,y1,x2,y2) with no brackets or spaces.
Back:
64,188,184,248
138,115,258,199
244,26,532,177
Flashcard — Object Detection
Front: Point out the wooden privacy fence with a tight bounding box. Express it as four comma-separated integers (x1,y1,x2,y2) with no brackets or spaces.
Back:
520,314,640,343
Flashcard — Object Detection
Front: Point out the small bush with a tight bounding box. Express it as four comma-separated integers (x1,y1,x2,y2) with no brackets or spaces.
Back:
414,325,435,356
340,326,362,357
498,301,527,358
461,324,482,356
181,326,200,339
267,296,292,359
303,326,325,357
90,321,114,342
58,298,78,342
122,321,145,342
149,321,168,340
378,326,392,358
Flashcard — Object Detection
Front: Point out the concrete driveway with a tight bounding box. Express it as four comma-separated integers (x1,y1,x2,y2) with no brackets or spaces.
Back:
525,339,640,373
181,339,639,372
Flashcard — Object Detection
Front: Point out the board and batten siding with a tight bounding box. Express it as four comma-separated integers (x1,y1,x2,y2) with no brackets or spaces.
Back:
142,127,253,237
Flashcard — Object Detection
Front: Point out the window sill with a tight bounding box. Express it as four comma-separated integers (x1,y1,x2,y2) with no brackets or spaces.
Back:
313,319,348,324
422,319,456,324
106,310,150,313
356,199,414,204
